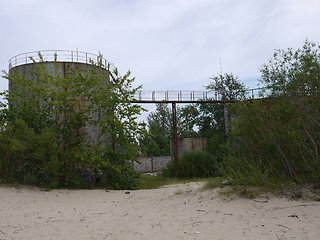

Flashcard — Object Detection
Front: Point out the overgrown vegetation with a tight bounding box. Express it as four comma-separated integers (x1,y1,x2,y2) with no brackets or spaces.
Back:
138,73,246,158
138,103,172,156
138,174,207,189
144,40,320,190
2,40,319,191
151,73,246,178
223,40,320,186
162,151,218,178
0,55,145,189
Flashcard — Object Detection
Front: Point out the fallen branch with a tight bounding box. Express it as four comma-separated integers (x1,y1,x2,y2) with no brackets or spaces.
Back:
196,209,205,212
277,224,292,230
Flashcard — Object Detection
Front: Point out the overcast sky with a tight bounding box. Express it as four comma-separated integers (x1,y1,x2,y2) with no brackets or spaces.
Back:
1,0,320,94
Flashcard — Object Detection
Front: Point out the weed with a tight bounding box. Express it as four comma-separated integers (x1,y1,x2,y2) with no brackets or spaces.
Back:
174,189,184,195
138,174,207,189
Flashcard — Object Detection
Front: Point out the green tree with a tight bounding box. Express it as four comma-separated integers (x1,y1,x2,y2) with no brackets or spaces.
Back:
204,72,247,134
206,73,247,100
139,103,172,156
202,73,247,153
0,56,145,189
178,104,199,138
139,103,202,157
260,40,320,97
195,102,223,137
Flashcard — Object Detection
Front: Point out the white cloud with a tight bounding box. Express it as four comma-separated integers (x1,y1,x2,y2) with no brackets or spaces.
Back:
1,0,320,94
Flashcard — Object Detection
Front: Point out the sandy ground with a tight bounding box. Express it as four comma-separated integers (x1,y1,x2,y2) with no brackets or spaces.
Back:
1,182,320,240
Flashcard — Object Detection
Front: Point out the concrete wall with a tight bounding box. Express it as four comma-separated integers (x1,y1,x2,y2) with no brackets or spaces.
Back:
133,138,208,173
133,156,171,173
178,138,207,157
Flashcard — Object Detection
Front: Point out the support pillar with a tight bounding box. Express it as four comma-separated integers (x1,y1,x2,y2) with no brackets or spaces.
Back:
172,102,179,177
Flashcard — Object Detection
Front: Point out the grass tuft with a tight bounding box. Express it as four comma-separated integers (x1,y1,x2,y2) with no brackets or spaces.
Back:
138,174,206,189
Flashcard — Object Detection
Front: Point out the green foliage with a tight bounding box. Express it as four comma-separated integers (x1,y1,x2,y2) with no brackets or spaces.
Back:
206,72,247,100
139,175,171,189
202,177,227,190
195,102,224,137
0,56,144,189
223,40,320,185
178,104,199,137
162,151,218,178
161,160,175,177
260,40,320,96
139,101,226,158
139,72,246,184
139,174,206,189
139,103,172,156
0,118,58,185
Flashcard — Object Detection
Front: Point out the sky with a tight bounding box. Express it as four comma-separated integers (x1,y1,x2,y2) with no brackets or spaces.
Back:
1,0,320,99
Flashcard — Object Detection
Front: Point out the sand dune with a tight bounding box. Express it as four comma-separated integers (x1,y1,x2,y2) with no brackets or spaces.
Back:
1,183,319,240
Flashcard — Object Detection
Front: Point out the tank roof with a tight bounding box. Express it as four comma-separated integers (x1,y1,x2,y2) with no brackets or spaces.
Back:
8,50,117,73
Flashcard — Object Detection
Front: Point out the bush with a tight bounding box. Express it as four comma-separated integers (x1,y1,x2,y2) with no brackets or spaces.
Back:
0,117,140,189
222,40,320,185
162,151,218,178
0,55,144,189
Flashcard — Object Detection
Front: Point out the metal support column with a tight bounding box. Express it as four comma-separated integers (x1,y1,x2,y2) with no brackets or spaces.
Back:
172,102,179,177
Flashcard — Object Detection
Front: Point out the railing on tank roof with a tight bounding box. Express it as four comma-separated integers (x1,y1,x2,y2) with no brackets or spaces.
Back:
8,50,118,73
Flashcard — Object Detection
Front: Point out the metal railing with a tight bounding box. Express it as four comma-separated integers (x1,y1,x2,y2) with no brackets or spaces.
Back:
8,50,118,74
8,51,267,102
133,88,266,102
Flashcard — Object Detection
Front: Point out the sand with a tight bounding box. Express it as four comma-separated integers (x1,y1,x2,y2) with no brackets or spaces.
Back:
1,182,320,240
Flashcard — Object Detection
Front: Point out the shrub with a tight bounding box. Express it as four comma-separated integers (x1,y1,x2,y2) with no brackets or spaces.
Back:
0,55,144,189
162,151,218,178
222,40,320,185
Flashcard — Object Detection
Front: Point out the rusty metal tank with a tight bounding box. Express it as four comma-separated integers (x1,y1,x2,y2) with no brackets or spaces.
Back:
8,50,116,145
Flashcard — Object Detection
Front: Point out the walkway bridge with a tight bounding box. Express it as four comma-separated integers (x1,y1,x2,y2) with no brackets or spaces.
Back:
131,88,264,103
131,88,266,177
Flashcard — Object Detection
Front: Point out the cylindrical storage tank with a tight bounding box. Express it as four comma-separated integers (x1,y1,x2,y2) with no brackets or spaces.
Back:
8,50,116,145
